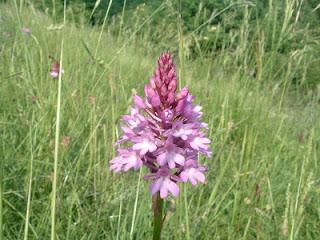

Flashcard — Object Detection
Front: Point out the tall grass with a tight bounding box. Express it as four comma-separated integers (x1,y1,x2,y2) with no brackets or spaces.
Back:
0,0,319,239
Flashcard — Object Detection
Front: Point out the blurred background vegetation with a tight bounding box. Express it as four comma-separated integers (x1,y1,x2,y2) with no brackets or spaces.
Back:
25,0,320,90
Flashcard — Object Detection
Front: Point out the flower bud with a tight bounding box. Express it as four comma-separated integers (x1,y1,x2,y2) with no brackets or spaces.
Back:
176,88,189,100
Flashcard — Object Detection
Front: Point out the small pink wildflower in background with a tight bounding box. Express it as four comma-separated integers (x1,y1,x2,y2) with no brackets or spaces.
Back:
22,27,31,34
110,53,211,199
49,56,64,78
61,136,71,148
30,95,37,103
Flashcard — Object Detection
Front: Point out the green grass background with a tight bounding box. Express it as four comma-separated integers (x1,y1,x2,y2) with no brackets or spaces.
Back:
0,0,319,239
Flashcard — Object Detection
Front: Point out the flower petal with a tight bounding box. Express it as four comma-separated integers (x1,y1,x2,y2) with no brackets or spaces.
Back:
166,180,179,197
160,184,168,199
150,178,162,195
180,171,188,182
168,159,175,169
173,153,185,165
134,95,145,109
195,171,205,183
157,152,167,166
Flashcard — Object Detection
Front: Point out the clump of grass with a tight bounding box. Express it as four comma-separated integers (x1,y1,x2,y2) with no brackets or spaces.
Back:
0,0,319,239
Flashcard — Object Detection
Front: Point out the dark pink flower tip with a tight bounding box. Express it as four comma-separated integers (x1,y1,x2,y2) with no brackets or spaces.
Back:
145,53,178,109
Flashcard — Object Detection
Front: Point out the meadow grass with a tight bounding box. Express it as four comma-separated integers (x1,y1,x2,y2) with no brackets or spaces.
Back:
0,1,319,239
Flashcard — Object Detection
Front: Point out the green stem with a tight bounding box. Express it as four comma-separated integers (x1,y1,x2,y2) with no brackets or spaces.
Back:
152,193,164,240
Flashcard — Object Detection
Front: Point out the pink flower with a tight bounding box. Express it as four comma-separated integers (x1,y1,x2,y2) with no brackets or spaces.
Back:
109,53,212,198
110,150,143,172
189,136,211,157
151,176,179,199
170,122,195,140
22,27,31,34
147,168,180,199
180,167,205,185
156,141,185,169
180,164,207,185
61,136,71,148
49,57,64,78
132,135,158,156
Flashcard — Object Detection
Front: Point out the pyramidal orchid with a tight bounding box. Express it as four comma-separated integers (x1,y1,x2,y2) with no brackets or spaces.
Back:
109,53,211,239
